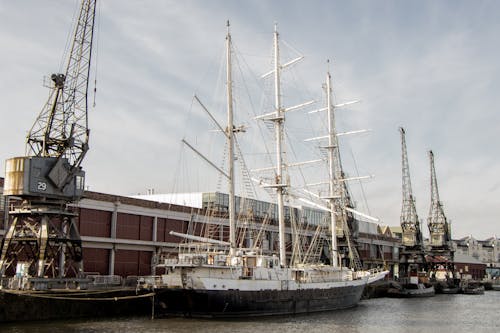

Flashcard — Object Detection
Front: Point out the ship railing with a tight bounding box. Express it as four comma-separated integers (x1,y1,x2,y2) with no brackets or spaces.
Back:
137,275,163,290
0,276,29,290
86,274,122,287
368,267,383,275
163,256,204,266
164,258,179,266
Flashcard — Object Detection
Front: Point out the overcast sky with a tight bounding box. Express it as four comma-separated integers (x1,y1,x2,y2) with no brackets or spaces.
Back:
1,0,499,239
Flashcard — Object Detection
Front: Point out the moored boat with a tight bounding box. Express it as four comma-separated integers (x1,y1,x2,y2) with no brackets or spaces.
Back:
387,282,435,298
432,279,460,294
140,22,388,318
461,282,485,295
150,253,373,317
0,281,153,322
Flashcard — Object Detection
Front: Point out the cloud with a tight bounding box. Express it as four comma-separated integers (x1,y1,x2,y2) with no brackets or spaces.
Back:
1,0,499,240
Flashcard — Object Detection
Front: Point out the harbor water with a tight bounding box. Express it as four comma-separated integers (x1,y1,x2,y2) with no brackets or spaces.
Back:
2,291,498,333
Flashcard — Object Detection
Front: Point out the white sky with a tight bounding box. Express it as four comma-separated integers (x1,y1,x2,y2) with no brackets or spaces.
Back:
1,0,499,239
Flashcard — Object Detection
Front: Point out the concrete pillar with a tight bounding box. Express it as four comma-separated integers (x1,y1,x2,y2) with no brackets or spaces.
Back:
111,201,119,239
109,246,115,276
109,201,119,276
152,216,158,242
151,248,159,275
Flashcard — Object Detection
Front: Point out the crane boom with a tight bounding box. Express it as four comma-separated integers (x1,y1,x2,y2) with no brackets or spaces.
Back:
26,0,95,168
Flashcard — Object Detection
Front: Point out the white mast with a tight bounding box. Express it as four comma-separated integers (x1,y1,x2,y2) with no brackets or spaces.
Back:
226,21,236,255
273,24,287,267
326,66,339,267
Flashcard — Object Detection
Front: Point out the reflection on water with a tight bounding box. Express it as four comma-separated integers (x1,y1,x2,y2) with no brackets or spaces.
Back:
2,292,499,333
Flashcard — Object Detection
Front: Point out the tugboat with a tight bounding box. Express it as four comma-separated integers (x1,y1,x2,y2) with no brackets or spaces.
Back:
460,280,485,295
387,270,435,298
428,262,459,294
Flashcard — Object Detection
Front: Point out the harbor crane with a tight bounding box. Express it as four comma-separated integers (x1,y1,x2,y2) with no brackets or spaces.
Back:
0,0,97,281
427,150,454,260
398,127,426,279
399,128,424,250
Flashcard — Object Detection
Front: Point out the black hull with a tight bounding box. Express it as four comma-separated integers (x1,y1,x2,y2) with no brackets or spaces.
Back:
462,286,485,295
386,286,435,298
0,288,153,322
440,287,460,294
154,285,365,318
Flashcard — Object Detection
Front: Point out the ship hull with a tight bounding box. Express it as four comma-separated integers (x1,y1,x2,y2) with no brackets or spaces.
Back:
0,288,153,322
386,284,435,298
154,284,365,318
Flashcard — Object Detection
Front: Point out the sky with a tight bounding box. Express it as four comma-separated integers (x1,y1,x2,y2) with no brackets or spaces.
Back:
0,0,499,239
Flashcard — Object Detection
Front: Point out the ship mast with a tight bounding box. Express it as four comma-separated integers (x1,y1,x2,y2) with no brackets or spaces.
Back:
226,21,236,255
303,65,369,269
272,24,287,268
325,69,339,267
177,22,242,254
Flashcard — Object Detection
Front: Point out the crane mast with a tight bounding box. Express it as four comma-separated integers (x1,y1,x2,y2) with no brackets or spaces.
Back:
426,150,454,284
427,150,452,251
0,0,97,281
398,127,426,280
399,127,423,249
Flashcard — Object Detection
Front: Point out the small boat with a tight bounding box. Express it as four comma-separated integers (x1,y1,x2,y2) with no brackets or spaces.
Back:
387,283,435,298
461,283,485,295
432,280,459,294
492,284,500,291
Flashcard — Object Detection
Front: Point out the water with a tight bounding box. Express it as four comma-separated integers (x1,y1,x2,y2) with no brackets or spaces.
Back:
2,292,498,333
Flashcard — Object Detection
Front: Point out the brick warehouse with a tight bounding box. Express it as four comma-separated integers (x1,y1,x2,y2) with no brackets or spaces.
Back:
0,177,401,278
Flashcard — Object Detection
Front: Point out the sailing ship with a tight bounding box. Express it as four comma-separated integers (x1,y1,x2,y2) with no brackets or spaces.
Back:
143,23,387,317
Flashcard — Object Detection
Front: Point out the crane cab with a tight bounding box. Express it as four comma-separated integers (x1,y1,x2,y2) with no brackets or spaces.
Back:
4,156,85,201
